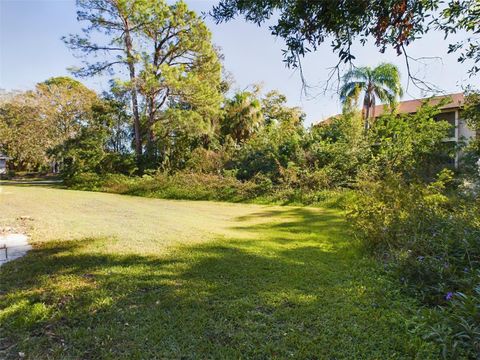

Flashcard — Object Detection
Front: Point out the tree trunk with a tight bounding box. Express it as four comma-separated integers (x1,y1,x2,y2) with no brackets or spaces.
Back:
363,93,371,131
145,97,157,165
124,22,142,169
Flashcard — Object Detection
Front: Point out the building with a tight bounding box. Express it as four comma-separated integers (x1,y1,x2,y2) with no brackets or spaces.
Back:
320,93,477,167
373,92,475,142
373,93,475,167
0,153,10,175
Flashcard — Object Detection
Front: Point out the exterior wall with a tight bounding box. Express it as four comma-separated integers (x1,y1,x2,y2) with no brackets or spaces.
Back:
458,118,476,141
436,110,476,168
455,111,477,167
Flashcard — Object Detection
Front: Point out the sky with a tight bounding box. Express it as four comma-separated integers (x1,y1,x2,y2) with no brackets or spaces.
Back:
0,0,477,125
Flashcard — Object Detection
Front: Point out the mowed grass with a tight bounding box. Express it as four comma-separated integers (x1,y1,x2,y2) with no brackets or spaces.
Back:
0,185,436,359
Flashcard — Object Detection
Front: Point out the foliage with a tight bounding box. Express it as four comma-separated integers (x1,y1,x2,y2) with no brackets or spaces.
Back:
211,0,480,76
221,87,263,144
304,111,370,187
0,94,51,171
66,169,355,207
350,169,480,357
346,99,479,358
340,63,403,128
60,101,137,180
421,283,480,359
463,90,480,132
462,90,480,163
64,0,146,160
185,147,229,174
100,90,133,154
440,0,480,76
0,77,98,171
261,90,305,126
368,102,453,179
231,119,305,183
349,103,478,304
36,77,98,141
138,0,223,167
65,0,223,168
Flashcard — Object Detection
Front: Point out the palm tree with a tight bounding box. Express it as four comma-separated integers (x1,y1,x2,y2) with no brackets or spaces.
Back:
222,90,263,144
340,63,403,130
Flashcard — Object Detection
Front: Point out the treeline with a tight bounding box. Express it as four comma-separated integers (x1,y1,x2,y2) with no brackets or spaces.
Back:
1,76,467,192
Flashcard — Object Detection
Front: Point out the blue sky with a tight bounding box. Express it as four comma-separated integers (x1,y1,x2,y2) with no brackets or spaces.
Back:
0,0,476,125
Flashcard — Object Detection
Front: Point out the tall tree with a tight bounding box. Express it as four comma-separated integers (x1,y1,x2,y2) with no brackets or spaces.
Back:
137,0,223,165
36,77,98,143
65,0,223,170
0,93,51,171
339,63,403,130
261,90,304,126
64,0,147,164
0,77,98,171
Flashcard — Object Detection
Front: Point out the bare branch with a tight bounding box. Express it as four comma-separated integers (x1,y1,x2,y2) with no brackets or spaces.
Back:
401,44,443,95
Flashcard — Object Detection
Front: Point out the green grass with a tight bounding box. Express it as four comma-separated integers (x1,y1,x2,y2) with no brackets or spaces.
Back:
0,185,436,359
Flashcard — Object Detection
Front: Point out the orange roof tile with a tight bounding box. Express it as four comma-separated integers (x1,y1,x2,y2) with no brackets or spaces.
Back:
373,92,464,117
317,93,464,125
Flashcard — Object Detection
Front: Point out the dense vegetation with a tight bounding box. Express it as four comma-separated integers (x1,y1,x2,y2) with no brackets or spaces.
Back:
1,0,480,358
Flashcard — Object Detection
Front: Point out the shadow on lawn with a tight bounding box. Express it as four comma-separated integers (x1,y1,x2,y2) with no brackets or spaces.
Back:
0,180,64,188
0,208,432,359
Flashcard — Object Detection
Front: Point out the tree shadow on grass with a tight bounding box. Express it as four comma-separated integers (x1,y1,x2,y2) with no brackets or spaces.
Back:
0,208,435,359
0,180,64,189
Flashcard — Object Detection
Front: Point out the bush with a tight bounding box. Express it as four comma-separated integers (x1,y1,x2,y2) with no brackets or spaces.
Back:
350,170,480,358
304,111,370,187
67,170,351,207
350,170,480,302
185,148,228,174
65,172,104,190
420,281,480,359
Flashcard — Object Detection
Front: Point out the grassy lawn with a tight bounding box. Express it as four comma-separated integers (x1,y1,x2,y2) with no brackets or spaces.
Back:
0,185,436,359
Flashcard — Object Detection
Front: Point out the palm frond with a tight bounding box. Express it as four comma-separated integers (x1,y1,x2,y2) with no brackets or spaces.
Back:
342,66,371,84
339,81,366,103
373,86,397,110
372,63,403,98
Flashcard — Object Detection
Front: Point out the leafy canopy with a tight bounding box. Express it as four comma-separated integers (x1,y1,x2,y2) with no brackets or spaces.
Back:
211,0,480,75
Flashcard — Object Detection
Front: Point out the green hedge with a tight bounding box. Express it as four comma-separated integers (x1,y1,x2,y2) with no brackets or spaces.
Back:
67,171,353,207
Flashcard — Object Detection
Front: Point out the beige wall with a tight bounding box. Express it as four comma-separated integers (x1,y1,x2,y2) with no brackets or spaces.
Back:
458,118,476,141
455,110,477,167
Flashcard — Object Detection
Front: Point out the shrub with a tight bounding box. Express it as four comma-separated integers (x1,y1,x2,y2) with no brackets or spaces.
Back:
185,148,228,174
66,172,104,190
350,170,480,302
305,111,370,187
350,170,480,358
231,121,306,183
67,170,352,207
420,282,480,359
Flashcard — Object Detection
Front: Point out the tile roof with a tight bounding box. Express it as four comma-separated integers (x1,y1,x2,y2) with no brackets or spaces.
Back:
373,92,464,117
317,93,465,126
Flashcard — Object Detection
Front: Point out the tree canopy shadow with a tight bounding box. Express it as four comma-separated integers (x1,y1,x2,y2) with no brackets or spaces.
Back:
0,207,434,359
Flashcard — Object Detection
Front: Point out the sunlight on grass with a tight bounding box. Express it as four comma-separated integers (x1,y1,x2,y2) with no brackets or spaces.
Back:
0,185,436,359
